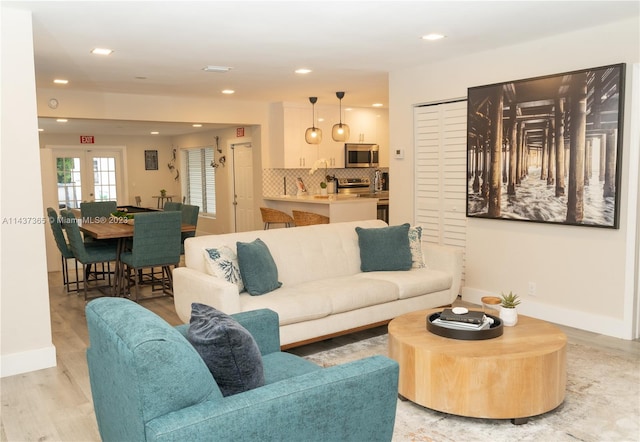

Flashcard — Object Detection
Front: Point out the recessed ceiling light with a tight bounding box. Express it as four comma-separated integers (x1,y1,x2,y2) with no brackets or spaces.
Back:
203,65,232,73
421,33,445,41
38,128,44,132
91,48,113,55
295,68,312,74
53,79,68,84
192,124,203,127
56,119,68,123
221,89,235,94
318,117,325,122
150,131,159,135
372,103,384,107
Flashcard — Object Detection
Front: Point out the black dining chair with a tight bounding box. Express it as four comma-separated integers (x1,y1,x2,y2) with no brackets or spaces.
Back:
60,209,118,300
119,211,182,302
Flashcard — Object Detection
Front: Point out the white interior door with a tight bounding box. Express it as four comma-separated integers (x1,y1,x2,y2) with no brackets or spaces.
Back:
231,141,254,232
53,147,124,208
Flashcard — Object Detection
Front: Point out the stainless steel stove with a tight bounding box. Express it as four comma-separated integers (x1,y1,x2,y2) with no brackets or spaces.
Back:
336,177,371,195
336,177,389,223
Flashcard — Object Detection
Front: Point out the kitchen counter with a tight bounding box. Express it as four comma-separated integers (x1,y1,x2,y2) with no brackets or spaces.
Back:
263,194,378,223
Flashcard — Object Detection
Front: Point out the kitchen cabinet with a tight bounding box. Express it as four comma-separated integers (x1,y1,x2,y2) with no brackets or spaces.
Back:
345,107,389,167
268,102,318,169
268,102,388,169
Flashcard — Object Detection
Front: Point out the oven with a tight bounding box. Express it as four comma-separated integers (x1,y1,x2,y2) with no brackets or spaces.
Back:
336,178,389,224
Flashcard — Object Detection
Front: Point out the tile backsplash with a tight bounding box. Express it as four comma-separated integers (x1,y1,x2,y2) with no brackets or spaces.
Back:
263,168,388,196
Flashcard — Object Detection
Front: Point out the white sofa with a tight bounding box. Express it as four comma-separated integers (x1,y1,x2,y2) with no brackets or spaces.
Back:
173,219,463,348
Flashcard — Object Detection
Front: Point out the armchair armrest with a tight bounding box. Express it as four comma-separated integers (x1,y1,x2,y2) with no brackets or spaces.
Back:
174,309,281,356
231,309,280,355
173,267,242,323
145,355,399,442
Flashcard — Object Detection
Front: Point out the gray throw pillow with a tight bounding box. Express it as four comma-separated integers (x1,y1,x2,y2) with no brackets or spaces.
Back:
356,223,413,272
236,238,282,295
187,303,264,396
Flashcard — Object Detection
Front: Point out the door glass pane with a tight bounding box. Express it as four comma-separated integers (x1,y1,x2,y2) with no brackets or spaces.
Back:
93,157,117,201
56,157,82,209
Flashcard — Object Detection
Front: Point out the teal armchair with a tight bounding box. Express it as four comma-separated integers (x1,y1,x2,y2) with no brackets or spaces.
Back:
86,298,399,442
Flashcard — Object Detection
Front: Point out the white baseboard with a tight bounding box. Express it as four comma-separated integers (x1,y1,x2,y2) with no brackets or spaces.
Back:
1,345,57,378
461,287,631,340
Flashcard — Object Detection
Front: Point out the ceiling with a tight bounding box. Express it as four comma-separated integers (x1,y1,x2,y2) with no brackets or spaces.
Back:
8,1,638,136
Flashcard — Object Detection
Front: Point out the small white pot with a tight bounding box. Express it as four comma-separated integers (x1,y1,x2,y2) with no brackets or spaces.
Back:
320,188,328,195
500,306,518,326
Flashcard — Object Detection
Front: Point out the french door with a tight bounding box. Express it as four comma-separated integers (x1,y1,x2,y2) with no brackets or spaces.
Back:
53,148,124,209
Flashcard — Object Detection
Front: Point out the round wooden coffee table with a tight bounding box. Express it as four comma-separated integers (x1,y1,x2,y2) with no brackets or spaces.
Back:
388,309,567,422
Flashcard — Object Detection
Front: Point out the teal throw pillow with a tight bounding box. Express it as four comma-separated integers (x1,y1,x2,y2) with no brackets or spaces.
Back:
187,303,264,397
356,223,412,272
236,238,282,295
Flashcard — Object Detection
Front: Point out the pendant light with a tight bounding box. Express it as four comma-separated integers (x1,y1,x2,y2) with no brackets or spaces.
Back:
331,91,350,142
305,97,322,144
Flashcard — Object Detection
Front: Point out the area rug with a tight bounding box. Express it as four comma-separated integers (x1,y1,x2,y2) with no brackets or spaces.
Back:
303,335,640,442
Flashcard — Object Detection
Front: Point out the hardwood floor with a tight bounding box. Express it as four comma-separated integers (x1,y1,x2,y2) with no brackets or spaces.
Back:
1,272,638,441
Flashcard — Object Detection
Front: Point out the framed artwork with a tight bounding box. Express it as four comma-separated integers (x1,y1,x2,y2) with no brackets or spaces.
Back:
466,63,625,229
145,150,158,170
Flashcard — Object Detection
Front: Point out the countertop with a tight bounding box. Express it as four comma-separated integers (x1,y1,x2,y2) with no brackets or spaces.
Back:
263,194,379,205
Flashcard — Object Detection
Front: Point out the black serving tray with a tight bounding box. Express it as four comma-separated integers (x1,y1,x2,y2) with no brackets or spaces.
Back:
426,311,503,340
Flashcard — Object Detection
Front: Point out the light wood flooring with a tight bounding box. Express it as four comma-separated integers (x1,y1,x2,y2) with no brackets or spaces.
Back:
2,271,639,441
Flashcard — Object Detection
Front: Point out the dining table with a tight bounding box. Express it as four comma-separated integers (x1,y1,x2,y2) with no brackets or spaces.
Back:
79,219,196,296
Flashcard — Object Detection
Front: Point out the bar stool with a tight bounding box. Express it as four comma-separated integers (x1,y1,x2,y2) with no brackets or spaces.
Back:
260,207,294,229
292,210,330,226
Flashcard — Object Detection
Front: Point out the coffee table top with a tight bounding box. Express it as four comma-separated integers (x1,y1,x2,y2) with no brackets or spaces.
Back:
389,308,566,359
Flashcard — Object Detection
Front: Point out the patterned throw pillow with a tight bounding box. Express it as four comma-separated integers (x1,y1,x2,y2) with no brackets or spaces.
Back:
203,246,244,292
409,226,426,269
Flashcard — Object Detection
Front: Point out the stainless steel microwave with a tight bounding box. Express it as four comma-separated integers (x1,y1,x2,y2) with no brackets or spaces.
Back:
345,143,379,168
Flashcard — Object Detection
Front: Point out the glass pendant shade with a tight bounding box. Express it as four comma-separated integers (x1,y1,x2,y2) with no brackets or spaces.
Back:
331,123,350,142
331,91,350,142
305,96,322,144
305,126,322,144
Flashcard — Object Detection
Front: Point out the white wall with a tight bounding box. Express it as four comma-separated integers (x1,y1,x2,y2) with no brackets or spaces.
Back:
1,7,56,377
389,17,640,339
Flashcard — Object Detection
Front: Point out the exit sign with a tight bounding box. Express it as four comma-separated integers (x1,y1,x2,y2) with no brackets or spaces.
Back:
80,136,95,144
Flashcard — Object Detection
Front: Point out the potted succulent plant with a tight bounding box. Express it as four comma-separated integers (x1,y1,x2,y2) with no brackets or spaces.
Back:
499,291,521,326
160,189,167,197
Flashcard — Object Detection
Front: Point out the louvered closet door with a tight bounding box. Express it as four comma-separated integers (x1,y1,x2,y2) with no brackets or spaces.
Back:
414,100,467,282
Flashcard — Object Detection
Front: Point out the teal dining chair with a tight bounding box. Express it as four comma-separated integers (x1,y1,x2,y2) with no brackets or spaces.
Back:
163,201,182,212
80,201,117,221
119,211,182,302
179,204,199,253
47,207,80,293
60,209,118,300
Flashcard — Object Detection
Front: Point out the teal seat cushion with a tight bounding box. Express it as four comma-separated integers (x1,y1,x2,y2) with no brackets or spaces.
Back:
356,223,412,272
262,352,321,385
236,238,282,295
187,303,265,397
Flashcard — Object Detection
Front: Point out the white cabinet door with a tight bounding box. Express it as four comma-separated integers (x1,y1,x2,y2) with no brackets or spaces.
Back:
269,103,318,169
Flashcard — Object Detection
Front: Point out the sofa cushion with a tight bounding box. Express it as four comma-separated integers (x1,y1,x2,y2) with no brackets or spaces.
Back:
187,303,265,396
356,267,453,300
203,246,244,292
237,238,282,295
240,288,332,326
409,226,426,269
356,223,412,272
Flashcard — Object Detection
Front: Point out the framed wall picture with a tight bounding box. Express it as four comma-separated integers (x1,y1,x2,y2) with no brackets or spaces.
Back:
145,150,158,170
466,63,625,229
